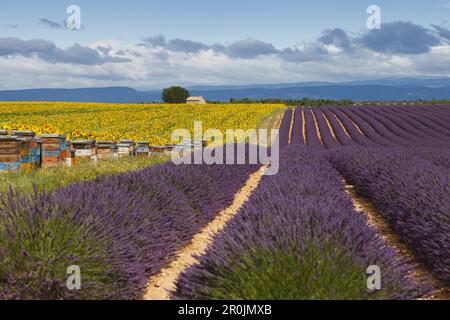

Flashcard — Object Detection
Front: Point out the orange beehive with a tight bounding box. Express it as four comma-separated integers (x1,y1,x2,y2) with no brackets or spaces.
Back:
40,134,67,168
150,145,165,154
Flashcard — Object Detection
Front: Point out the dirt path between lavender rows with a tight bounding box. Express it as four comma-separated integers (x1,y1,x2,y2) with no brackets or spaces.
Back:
344,182,449,300
144,109,287,300
144,165,268,300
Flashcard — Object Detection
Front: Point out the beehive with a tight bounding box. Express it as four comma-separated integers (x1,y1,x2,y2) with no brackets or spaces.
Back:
72,140,97,163
97,141,118,161
150,145,165,155
18,138,33,170
11,131,36,170
135,141,150,157
0,136,21,172
41,134,67,168
117,139,134,157
60,138,68,163
11,130,36,139
31,137,42,168
66,140,72,166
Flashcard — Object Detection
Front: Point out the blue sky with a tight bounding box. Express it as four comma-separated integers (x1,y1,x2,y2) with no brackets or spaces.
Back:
1,0,450,89
1,0,449,46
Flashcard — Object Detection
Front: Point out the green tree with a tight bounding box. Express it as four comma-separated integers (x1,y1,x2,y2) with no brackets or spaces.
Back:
161,86,190,103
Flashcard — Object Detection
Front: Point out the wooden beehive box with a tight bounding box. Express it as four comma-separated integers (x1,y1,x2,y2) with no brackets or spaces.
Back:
66,140,73,166
0,136,21,172
11,131,36,170
72,140,97,162
18,138,33,170
11,130,36,139
150,145,165,154
135,141,150,157
60,138,68,162
118,139,134,157
31,137,42,168
97,141,118,161
40,134,67,168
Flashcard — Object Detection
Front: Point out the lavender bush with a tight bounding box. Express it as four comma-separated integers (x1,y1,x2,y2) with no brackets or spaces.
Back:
367,107,447,148
395,106,450,135
312,109,341,149
0,147,260,299
329,109,378,147
303,107,323,148
173,146,428,300
320,108,358,147
329,147,450,286
337,107,394,147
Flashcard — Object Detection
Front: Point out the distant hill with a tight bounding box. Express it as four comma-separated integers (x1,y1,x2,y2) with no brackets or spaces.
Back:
0,87,159,103
1,78,450,102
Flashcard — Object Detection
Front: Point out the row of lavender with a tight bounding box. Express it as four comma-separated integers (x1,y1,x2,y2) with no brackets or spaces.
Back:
173,146,429,299
290,105,450,149
330,106,450,148
328,147,450,286
321,106,450,286
0,146,261,299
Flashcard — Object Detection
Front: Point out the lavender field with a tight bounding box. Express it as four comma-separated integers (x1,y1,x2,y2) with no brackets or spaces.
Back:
0,105,449,300
174,105,450,300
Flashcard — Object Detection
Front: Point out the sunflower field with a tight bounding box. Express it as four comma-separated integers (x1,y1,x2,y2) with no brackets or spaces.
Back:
0,102,285,145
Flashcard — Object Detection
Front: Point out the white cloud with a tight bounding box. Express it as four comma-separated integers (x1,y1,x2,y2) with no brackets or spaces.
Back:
2,23,450,90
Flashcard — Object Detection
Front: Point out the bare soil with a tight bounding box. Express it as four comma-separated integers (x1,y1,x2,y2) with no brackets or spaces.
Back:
288,108,295,145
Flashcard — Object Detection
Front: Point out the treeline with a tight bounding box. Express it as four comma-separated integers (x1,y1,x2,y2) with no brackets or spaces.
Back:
358,99,450,106
226,98,354,106
413,99,450,105
206,98,450,106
